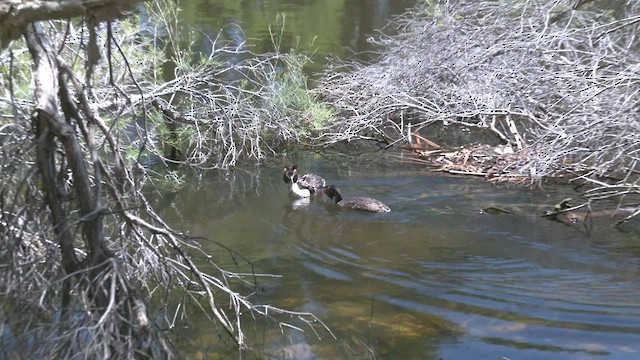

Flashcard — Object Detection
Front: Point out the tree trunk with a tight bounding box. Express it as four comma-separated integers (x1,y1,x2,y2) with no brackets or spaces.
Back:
1,0,143,51
23,18,175,358
26,19,115,305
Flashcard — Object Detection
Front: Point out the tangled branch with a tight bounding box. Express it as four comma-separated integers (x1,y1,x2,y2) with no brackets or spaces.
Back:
0,5,332,358
316,0,640,219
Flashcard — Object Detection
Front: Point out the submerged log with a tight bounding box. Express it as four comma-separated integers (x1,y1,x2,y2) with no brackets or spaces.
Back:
543,198,639,227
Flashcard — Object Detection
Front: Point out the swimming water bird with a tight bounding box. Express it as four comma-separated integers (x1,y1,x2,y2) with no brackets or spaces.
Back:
322,185,391,213
283,165,326,198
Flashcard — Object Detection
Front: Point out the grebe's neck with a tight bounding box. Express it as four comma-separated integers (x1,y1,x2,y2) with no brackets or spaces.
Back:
290,182,311,198
332,189,343,203
324,185,343,203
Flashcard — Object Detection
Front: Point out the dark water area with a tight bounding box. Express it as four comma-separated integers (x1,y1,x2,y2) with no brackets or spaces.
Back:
176,0,418,74
156,151,640,359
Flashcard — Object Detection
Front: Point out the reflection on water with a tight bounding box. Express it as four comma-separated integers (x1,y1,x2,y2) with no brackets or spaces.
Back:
177,0,419,73
157,152,640,359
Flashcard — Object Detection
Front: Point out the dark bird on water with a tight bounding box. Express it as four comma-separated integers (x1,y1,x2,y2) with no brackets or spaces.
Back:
322,185,391,213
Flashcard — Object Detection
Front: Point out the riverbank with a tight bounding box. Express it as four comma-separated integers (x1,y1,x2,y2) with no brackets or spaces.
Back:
315,0,640,223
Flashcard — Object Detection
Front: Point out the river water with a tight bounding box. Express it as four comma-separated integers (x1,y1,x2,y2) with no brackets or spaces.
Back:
174,0,417,73
164,1,640,358
157,152,640,359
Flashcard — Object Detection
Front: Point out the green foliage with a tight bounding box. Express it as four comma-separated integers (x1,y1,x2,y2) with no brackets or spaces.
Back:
0,46,34,107
261,15,337,138
177,0,347,61
148,108,197,156
146,3,337,154
148,167,186,192
271,50,337,135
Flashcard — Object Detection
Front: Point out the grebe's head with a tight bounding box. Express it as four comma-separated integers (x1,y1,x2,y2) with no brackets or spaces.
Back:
283,165,299,184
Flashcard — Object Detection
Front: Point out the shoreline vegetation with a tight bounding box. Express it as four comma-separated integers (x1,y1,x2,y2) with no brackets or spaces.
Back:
0,1,336,358
315,0,640,226
0,0,638,358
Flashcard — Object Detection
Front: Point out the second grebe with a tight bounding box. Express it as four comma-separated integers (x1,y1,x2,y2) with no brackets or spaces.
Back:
322,185,391,213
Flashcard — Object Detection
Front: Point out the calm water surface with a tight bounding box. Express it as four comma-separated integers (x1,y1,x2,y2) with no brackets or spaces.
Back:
177,0,418,73
158,152,640,359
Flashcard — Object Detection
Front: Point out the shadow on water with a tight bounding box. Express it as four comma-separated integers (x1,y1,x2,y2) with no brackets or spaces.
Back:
154,151,640,359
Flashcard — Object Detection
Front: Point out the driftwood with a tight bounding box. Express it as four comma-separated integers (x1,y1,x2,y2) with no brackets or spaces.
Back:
400,133,523,181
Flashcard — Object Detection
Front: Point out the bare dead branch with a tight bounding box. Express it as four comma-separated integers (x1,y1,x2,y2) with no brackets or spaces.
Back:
316,0,640,220
1,5,334,357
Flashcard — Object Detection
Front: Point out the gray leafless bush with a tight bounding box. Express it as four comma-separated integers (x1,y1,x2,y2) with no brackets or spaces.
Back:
316,0,640,216
0,3,332,358
142,50,306,168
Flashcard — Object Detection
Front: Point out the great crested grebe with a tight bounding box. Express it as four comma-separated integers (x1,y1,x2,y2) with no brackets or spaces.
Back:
322,185,391,213
283,165,326,198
